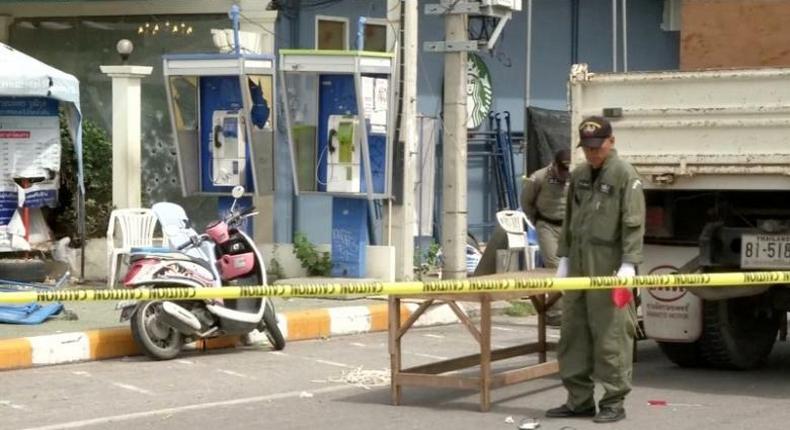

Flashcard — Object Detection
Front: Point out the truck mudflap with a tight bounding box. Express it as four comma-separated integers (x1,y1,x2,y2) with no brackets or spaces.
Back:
643,287,703,342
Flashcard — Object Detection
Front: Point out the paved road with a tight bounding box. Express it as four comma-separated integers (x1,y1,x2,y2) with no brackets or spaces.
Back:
3,316,790,430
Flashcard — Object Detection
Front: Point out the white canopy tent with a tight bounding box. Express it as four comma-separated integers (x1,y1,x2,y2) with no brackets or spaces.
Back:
0,42,86,276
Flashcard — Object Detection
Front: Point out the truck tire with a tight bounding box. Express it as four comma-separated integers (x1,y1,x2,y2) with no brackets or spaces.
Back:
656,341,707,368
698,294,780,370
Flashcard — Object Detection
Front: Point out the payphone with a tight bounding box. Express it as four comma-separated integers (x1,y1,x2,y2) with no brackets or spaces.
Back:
209,110,247,187
325,115,360,193
280,50,396,277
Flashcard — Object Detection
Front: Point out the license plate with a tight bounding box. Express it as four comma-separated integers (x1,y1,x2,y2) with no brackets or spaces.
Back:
741,234,790,269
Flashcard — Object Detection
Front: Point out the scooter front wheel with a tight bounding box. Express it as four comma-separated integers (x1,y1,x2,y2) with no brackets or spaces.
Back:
131,301,184,360
261,298,286,351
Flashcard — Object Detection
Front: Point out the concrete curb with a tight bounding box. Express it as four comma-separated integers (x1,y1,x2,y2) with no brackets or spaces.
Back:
0,301,466,371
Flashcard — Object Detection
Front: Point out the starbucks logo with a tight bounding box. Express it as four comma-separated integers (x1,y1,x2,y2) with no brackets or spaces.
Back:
466,53,493,130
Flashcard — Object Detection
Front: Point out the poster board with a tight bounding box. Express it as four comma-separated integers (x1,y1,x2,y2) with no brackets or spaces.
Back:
0,97,60,250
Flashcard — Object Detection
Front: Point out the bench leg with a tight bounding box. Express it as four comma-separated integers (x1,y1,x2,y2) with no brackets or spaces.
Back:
480,295,491,412
389,296,402,405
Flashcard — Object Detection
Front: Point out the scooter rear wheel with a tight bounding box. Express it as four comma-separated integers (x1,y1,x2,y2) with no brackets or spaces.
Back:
262,298,285,350
131,301,184,360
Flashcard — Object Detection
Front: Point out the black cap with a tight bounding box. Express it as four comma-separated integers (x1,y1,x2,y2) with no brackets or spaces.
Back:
577,116,612,148
554,148,571,170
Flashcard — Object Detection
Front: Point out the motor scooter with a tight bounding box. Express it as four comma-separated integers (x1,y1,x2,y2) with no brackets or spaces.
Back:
117,186,285,360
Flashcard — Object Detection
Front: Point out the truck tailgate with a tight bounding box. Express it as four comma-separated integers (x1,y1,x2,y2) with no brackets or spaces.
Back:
569,64,790,190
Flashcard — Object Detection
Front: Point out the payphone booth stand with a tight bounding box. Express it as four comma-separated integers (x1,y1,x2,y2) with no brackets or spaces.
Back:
279,50,395,278
162,53,276,235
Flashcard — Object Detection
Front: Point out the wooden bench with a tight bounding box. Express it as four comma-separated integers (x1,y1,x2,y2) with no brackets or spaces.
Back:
388,270,561,412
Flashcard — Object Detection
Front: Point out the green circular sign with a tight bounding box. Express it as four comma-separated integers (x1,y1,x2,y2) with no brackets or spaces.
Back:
466,53,493,130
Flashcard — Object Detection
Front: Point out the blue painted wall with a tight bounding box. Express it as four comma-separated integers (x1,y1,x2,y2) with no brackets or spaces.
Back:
288,0,678,126
281,0,679,243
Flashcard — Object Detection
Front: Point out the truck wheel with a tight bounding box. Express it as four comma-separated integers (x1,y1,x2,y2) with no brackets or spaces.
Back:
699,294,780,370
656,341,707,368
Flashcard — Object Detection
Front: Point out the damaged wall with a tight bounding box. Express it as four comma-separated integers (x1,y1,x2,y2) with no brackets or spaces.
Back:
681,0,790,70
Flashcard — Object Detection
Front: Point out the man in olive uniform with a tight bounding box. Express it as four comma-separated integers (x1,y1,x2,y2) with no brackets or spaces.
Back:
545,116,645,423
521,149,570,326
521,148,570,269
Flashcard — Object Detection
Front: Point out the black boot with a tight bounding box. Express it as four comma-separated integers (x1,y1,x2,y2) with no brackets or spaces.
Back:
593,406,626,423
545,404,596,418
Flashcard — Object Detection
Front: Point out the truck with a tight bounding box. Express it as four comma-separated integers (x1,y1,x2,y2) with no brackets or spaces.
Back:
569,64,790,370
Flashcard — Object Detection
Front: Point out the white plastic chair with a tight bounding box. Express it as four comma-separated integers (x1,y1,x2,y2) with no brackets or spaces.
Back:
495,210,540,271
151,202,212,262
106,208,159,288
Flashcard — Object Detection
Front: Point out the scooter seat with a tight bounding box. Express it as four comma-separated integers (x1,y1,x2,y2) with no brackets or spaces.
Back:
129,249,217,275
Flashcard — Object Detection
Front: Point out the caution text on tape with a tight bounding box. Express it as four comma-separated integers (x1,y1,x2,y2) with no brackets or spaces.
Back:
1,271,789,303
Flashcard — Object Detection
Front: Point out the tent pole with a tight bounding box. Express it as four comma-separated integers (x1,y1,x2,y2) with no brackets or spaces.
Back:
79,187,85,283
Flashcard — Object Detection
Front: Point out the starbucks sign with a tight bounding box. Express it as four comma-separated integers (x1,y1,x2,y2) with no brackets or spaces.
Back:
466,53,493,129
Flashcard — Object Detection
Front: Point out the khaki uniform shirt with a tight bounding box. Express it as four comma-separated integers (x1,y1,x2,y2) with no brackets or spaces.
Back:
557,151,645,276
521,163,568,225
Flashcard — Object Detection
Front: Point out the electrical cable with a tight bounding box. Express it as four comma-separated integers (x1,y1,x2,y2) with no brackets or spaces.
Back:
315,139,329,187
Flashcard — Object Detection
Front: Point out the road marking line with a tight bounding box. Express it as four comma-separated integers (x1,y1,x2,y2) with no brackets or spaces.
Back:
18,385,354,430
217,369,247,378
350,342,366,347
111,383,154,396
175,360,194,365
0,400,27,410
267,351,353,369
314,359,354,368
422,334,444,339
71,371,90,377
492,326,514,332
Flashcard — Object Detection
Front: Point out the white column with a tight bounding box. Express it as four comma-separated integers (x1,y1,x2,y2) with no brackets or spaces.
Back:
99,65,152,209
0,15,12,43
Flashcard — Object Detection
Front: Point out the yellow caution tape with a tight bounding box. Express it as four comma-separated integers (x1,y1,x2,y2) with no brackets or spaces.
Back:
0,271,788,303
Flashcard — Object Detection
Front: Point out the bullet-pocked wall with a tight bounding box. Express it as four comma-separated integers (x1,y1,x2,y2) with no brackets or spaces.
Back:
285,0,678,245
9,14,230,230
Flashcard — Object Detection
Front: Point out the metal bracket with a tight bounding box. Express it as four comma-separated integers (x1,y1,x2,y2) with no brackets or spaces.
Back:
425,1,481,15
425,1,514,51
484,11,511,50
423,40,480,52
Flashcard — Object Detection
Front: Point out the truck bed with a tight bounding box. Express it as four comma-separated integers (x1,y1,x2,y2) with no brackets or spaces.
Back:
569,64,790,190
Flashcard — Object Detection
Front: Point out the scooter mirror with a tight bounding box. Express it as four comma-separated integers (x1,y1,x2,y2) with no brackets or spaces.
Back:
231,185,245,199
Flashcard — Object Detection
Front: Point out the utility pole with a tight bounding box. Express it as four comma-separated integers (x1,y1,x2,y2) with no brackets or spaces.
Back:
387,0,419,281
424,0,519,279
441,8,468,280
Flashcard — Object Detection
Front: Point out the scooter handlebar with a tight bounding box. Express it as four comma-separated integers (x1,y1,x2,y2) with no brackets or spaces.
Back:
176,234,209,251
226,206,257,227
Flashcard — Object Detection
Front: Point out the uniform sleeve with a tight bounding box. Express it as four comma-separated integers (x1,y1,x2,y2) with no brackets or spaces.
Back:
556,178,574,258
620,169,646,264
520,171,541,223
